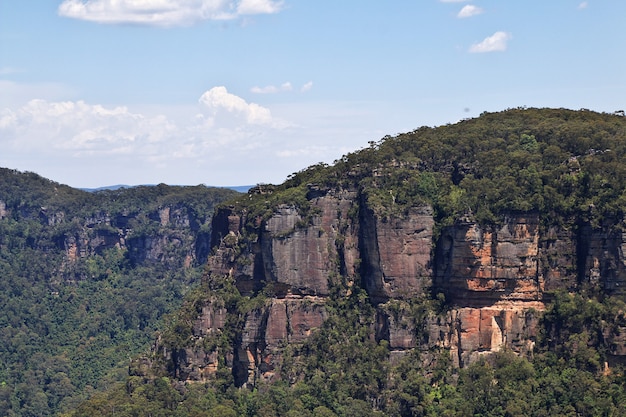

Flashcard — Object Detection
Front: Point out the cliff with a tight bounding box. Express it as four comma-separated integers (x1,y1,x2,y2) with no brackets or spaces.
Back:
0,177,240,276
144,108,626,391
164,190,626,384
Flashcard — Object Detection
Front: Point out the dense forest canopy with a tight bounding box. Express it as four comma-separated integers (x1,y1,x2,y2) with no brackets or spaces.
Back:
0,170,240,416
242,107,626,229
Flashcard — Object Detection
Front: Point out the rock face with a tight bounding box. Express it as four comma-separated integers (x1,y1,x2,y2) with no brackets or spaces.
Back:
210,189,361,298
435,213,542,305
169,185,626,385
45,204,213,274
360,204,434,301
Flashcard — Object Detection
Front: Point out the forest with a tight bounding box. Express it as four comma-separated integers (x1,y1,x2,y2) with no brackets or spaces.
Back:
3,107,626,416
0,171,239,416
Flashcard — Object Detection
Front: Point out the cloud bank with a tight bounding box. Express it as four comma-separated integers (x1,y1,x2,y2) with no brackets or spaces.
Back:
469,31,512,53
58,0,285,26
0,85,383,186
0,87,284,164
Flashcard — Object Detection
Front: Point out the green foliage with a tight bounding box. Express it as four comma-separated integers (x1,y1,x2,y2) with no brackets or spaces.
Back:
66,289,626,417
0,171,240,416
220,108,626,239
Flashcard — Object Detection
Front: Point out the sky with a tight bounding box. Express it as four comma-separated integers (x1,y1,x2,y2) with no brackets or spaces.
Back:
1,1,625,188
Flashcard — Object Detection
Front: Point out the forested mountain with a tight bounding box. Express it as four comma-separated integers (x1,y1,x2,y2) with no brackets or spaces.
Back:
0,171,240,415
5,107,626,416
61,107,626,417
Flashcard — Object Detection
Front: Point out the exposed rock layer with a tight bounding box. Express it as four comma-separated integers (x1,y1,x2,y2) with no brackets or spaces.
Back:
171,186,626,385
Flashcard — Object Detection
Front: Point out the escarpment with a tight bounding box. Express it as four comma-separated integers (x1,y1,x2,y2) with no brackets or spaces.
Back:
0,179,240,278
161,193,626,384
149,108,626,388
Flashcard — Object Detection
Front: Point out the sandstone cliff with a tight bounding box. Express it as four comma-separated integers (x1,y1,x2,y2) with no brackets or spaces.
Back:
145,108,626,390
158,187,626,386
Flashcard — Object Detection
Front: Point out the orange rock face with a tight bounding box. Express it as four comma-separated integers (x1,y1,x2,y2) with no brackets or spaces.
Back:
173,187,626,385
361,206,434,301
436,214,542,305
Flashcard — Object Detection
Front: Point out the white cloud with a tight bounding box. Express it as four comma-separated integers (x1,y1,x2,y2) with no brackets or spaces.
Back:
457,5,483,18
0,87,286,163
251,81,312,94
0,92,420,187
58,0,284,27
578,2,588,9
300,81,313,92
469,31,511,53
237,0,283,15
0,99,174,155
250,82,293,94
199,86,274,125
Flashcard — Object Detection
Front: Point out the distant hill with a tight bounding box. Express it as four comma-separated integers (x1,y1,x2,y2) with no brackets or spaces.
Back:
80,184,138,192
81,184,253,193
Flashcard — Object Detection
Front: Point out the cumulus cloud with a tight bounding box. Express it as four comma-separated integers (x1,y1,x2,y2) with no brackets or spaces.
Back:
199,86,274,125
57,0,284,26
469,31,512,53
237,0,283,15
300,81,313,92
250,82,293,94
457,5,483,18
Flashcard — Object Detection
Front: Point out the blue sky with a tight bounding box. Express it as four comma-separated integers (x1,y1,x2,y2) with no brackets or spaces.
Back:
1,1,624,188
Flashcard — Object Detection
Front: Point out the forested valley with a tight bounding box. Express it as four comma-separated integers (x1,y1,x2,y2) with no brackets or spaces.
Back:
0,173,239,415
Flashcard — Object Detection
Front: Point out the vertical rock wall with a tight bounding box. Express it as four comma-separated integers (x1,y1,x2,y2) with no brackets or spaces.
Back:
177,187,626,383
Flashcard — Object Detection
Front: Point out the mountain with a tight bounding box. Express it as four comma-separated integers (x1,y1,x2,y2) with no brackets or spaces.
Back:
9,107,626,416
0,171,240,415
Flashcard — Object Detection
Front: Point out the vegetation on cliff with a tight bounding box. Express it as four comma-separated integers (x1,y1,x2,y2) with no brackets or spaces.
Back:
64,289,626,417
232,108,626,228
0,169,239,416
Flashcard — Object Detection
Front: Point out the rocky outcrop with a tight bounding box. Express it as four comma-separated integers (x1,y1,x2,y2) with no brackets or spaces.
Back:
424,302,543,367
210,189,360,297
168,186,626,384
580,222,626,293
46,205,213,274
235,297,328,386
360,204,434,301
435,213,542,305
